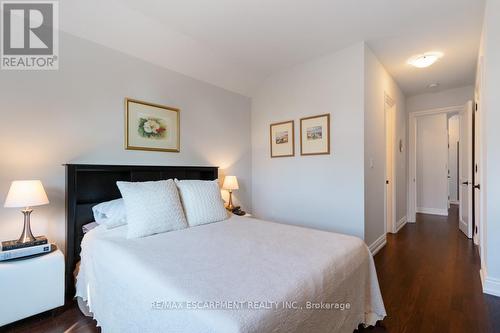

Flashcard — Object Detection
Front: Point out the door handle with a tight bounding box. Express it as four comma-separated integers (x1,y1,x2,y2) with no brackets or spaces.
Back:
462,181,470,185
474,184,481,190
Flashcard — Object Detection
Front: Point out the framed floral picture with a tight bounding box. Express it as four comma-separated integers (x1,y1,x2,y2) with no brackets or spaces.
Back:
300,114,330,155
270,120,294,158
125,98,180,152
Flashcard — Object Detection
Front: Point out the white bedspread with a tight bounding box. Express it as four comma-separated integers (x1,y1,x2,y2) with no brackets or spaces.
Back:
76,216,386,333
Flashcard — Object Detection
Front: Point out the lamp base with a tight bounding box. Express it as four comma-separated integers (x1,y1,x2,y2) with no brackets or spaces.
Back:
226,191,235,211
18,208,36,244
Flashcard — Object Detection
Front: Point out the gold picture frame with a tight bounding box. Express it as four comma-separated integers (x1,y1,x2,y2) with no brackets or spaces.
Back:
300,113,330,156
125,98,180,152
270,120,295,158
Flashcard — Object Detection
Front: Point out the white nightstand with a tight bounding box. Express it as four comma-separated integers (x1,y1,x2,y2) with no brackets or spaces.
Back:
0,248,65,326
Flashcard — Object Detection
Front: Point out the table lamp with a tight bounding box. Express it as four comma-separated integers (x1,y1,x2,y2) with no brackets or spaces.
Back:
222,176,239,210
4,180,49,243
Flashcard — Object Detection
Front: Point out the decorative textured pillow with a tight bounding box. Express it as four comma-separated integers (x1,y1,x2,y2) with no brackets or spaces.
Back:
82,222,99,234
92,198,127,229
175,179,228,227
116,180,187,239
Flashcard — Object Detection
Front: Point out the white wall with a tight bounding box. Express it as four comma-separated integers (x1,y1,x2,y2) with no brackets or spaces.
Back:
448,115,460,203
364,45,406,245
251,43,365,239
0,32,252,250
406,85,474,113
416,114,449,215
477,0,500,295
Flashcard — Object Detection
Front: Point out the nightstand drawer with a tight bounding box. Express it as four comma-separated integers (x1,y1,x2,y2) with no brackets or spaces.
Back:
0,249,64,326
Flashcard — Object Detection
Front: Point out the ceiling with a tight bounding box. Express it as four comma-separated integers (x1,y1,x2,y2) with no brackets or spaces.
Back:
61,0,485,97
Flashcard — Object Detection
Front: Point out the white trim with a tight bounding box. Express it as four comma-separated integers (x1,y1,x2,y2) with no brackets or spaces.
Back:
410,105,465,117
369,234,387,256
449,200,459,205
408,105,464,223
416,207,448,216
480,269,500,297
459,219,469,237
395,216,407,232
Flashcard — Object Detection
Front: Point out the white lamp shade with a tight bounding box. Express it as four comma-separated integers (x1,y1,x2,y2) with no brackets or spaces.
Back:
4,180,50,208
222,176,239,191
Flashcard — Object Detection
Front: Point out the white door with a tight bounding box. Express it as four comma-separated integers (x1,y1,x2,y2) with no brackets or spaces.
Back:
473,57,483,246
385,101,396,233
459,101,473,238
474,99,481,245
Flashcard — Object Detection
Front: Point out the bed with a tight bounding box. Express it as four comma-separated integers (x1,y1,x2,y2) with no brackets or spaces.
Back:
65,164,386,333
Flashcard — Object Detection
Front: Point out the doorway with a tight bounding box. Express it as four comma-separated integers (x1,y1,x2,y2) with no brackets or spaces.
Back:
408,102,473,238
416,113,449,216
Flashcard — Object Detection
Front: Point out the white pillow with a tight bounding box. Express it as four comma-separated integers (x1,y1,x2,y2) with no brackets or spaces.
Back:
175,179,228,227
116,179,188,239
92,198,127,229
82,222,99,234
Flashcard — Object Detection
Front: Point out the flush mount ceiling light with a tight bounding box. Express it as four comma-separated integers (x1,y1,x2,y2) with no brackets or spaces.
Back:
407,52,444,68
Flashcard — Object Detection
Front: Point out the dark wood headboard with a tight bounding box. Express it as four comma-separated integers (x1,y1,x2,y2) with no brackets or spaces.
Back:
65,164,218,301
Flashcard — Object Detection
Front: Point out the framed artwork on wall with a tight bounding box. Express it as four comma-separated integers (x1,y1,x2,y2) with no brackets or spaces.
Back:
125,98,180,152
300,113,330,155
270,120,295,158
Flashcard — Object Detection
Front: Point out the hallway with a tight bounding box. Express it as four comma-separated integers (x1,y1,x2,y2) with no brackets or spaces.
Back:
370,205,500,332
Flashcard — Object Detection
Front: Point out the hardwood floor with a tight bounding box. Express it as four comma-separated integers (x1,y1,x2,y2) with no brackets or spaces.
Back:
0,305,100,333
359,205,500,333
2,205,499,333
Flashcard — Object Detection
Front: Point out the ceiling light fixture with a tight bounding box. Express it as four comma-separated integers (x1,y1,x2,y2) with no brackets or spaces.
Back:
407,52,443,68
428,82,440,89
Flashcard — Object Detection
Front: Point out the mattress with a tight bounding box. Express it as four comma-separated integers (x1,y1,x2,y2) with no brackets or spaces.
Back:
76,215,386,333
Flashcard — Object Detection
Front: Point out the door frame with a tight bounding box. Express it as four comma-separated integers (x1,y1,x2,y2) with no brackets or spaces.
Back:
458,101,473,238
474,55,484,256
407,105,464,222
385,93,397,234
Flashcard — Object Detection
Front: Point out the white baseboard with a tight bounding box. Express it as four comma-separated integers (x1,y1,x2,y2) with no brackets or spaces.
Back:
368,234,386,256
406,214,416,223
459,219,468,235
416,207,448,216
395,216,407,233
480,269,500,297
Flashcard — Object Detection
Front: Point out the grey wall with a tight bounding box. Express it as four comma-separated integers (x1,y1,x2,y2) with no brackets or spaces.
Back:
416,114,449,214
0,32,252,250
448,115,460,203
251,44,366,239
363,45,407,246
406,85,474,113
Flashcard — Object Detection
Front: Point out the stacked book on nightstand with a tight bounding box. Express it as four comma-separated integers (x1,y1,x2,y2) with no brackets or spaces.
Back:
0,236,52,261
